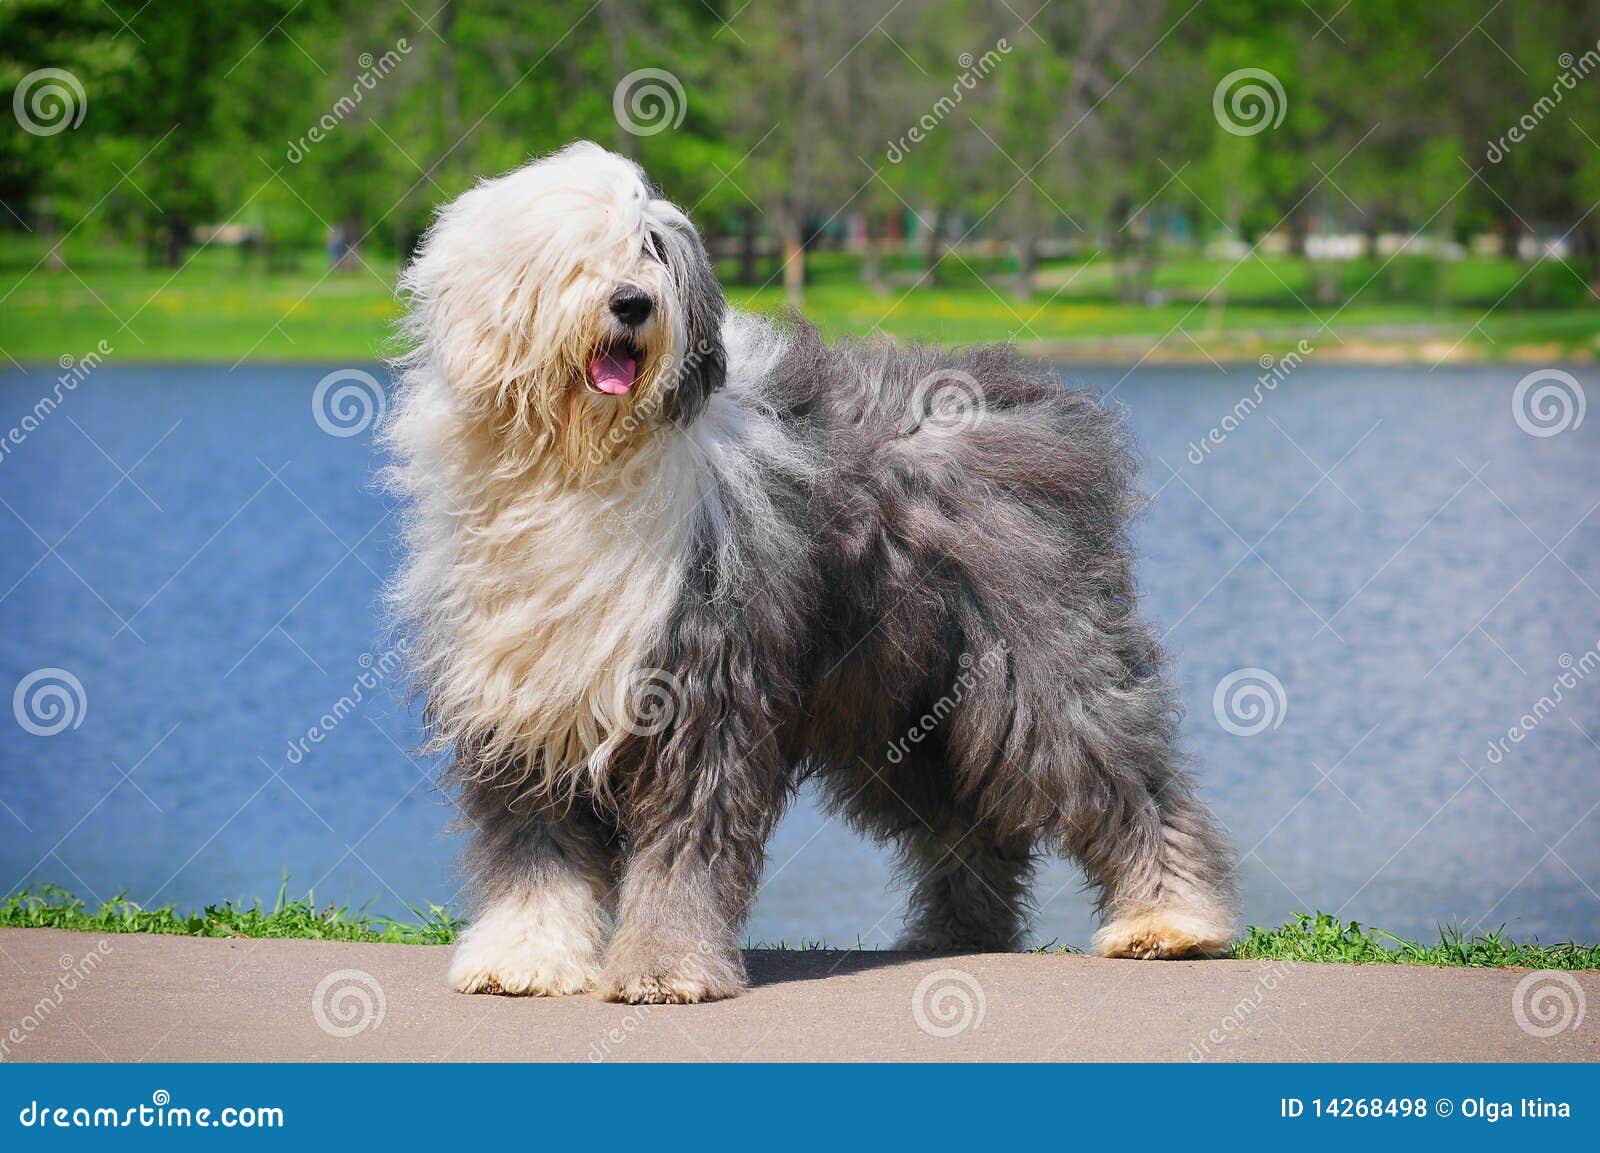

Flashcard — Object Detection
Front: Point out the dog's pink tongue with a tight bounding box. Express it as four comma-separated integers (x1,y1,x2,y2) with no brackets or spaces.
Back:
588,349,636,395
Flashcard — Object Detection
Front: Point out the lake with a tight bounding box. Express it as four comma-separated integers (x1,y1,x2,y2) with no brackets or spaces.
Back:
1,359,1596,947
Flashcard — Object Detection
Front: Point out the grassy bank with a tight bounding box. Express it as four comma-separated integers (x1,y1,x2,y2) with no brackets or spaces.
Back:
0,885,461,945
5,888,1596,969
2,239,1597,364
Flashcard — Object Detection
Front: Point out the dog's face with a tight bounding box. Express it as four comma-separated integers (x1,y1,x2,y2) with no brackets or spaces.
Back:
403,141,726,473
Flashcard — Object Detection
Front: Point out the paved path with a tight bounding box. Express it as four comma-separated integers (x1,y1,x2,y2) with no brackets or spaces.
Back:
1,929,1595,1062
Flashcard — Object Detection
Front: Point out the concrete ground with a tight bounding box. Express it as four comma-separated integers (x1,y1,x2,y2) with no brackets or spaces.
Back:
1,928,1595,1062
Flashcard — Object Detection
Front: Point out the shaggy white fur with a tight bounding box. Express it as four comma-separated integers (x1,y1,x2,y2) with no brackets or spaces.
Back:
384,144,711,807
448,877,609,995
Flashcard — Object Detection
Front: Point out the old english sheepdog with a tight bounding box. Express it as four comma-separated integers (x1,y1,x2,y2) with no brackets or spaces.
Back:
383,141,1238,1004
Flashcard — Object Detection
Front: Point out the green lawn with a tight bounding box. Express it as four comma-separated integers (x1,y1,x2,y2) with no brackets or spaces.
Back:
1,238,1596,363
5,888,1595,968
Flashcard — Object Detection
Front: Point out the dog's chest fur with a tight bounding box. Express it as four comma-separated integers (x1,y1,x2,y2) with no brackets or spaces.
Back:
393,314,807,800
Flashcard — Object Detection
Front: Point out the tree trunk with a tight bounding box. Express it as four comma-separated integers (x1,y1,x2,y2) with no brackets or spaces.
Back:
1287,204,1309,258
601,0,635,160
861,212,886,294
922,206,946,286
737,209,758,285
164,216,187,268
776,208,805,310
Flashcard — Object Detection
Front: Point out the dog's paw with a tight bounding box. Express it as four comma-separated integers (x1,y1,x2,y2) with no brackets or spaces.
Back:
597,939,745,1005
448,920,600,997
1092,908,1232,960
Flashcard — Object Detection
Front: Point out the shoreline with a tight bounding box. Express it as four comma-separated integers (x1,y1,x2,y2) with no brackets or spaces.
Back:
1,342,1595,371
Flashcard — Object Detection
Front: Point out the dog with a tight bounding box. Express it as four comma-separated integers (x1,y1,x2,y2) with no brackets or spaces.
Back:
383,141,1238,1004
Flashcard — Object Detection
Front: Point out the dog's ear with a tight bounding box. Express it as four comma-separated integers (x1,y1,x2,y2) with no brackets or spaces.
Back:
662,218,726,424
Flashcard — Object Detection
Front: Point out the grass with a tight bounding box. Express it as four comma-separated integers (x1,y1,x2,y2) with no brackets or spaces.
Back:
0,883,461,945
1,237,1596,363
4,888,1595,968
1231,912,1600,970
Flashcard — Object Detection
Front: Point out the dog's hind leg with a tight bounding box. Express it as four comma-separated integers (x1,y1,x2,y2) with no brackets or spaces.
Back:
824,748,1035,952
968,628,1238,959
1070,771,1238,959
448,799,617,996
895,818,1035,952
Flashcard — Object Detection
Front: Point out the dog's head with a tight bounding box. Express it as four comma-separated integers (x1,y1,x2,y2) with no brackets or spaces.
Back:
401,141,726,473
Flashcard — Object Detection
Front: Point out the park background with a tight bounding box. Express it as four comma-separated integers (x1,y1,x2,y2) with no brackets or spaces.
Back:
1,0,1598,952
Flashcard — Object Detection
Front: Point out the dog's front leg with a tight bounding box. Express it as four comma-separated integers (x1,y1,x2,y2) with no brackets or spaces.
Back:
449,802,617,996
597,749,783,1005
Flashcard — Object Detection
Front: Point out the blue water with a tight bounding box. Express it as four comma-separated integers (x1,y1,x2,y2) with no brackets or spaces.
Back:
1,361,1597,946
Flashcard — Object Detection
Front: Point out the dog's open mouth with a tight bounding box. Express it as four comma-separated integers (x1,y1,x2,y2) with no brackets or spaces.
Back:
586,339,640,396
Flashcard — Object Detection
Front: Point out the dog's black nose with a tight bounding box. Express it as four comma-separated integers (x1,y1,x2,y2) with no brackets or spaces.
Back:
609,287,653,327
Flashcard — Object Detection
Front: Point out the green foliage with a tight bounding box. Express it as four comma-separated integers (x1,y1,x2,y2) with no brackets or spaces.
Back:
0,883,462,944
1232,912,1600,970
4,0,1600,297
1513,260,1596,309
